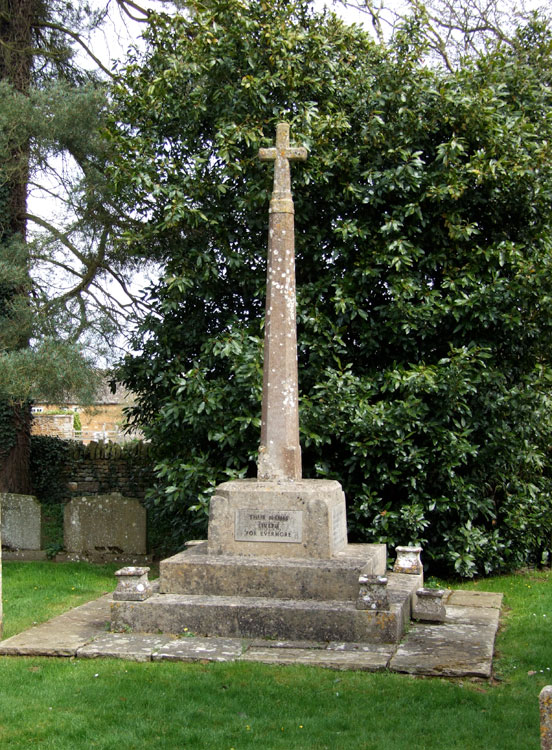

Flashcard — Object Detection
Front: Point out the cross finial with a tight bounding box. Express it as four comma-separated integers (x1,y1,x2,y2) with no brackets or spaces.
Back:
259,123,307,212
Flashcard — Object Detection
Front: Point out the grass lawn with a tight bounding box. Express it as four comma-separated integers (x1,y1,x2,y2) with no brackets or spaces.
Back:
0,562,550,749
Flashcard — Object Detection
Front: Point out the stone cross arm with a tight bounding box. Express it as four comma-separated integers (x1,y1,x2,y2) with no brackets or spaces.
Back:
258,123,307,201
258,146,308,162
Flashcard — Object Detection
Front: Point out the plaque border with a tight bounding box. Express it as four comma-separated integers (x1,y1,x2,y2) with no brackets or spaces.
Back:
234,509,303,543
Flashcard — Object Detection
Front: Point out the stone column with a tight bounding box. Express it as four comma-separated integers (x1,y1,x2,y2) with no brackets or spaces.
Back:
257,123,307,481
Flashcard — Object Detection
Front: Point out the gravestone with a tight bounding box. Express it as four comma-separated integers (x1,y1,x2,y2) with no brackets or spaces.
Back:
0,493,41,551
111,124,422,643
64,492,147,562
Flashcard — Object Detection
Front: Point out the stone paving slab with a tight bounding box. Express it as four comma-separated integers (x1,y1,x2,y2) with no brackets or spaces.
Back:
77,634,175,662
249,638,328,650
389,620,498,678
447,590,503,609
445,604,500,626
153,637,245,663
240,644,393,671
247,639,391,653
0,595,111,657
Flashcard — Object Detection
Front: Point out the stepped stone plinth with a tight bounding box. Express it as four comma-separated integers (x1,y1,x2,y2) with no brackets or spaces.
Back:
160,542,385,601
110,479,421,643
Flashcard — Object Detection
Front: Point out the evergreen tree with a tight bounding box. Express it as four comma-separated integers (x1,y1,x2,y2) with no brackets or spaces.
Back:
0,0,156,491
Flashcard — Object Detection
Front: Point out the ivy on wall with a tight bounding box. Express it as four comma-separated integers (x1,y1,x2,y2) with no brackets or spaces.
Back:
29,435,69,504
30,435,154,504
0,399,18,459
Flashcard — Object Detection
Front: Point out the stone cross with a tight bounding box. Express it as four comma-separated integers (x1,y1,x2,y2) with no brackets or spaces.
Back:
257,123,307,481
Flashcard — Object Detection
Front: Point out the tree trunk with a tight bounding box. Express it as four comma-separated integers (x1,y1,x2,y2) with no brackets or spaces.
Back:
0,0,33,241
0,0,35,493
0,405,32,494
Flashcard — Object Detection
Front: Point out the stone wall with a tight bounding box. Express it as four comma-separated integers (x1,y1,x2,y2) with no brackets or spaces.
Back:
59,441,155,504
32,414,74,440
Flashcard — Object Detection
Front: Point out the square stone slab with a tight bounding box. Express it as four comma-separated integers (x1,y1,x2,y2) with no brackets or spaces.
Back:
160,543,386,601
111,592,408,643
390,621,498,678
207,479,348,559
77,634,174,662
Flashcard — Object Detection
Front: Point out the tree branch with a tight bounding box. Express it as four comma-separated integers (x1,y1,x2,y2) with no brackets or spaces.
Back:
35,21,115,78
25,212,91,265
116,0,152,20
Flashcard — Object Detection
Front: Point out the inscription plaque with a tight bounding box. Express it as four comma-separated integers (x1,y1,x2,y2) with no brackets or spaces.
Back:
235,509,303,543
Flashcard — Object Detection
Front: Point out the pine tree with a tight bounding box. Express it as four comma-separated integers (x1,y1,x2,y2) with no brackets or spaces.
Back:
0,0,155,491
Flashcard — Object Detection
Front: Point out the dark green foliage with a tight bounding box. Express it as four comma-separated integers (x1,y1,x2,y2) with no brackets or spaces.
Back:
29,435,69,504
0,399,20,459
0,400,32,492
111,0,552,574
41,502,65,557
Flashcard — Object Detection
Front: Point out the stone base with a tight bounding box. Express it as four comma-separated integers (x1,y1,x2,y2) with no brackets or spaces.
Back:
208,479,348,559
0,587,502,677
160,542,386,601
111,572,421,644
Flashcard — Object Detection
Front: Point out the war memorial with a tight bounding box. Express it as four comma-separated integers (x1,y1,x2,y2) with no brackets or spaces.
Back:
111,123,427,644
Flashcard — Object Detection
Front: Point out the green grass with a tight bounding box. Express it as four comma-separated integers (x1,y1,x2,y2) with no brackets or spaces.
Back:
0,562,551,749
2,562,120,639
41,503,65,556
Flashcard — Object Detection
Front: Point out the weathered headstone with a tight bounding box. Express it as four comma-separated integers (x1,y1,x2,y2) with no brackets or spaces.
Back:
64,492,147,562
0,493,41,551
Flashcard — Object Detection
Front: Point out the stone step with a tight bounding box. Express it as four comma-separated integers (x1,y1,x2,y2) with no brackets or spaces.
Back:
160,542,387,602
111,572,421,644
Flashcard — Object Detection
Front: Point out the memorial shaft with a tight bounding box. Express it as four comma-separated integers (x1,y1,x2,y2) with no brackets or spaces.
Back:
257,123,307,481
